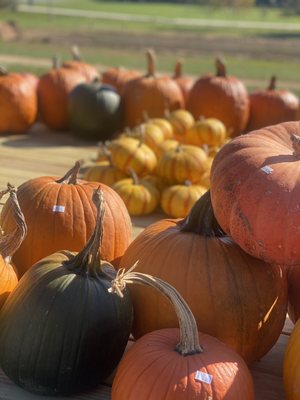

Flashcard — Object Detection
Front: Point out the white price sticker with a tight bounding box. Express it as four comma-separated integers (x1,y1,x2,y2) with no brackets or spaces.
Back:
52,205,65,213
195,370,213,385
260,165,273,175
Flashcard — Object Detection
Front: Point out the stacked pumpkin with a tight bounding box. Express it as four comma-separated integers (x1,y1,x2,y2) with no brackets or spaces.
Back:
83,109,230,218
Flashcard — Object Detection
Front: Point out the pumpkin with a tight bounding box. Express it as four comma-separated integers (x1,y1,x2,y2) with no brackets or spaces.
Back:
113,169,160,216
160,181,206,218
131,122,165,156
62,45,100,82
283,316,300,399
109,136,157,177
101,66,141,96
0,67,38,133
167,109,195,140
147,117,174,140
0,161,132,277
246,76,299,132
0,189,133,396
157,143,208,185
109,267,255,399
123,49,184,127
286,266,300,324
119,191,288,364
184,116,227,147
37,58,86,130
172,59,194,106
210,121,300,265
68,81,123,141
0,184,26,308
187,58,249,137
156,138,179,159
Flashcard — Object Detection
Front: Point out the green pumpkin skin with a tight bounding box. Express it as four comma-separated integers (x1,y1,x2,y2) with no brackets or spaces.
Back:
0,251,133,396
68,82,123,141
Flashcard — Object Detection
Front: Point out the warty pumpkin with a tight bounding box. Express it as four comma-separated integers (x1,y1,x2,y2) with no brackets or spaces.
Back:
109,267,255,400
187,58,249,137
246,76,299,132
0,189,133,396
123,49,184,127
119,191,288,364
0,161,132,277
210,121,300,265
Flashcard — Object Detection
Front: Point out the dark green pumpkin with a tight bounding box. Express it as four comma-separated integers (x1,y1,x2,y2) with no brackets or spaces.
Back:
68,81,123,141
0,190,133,396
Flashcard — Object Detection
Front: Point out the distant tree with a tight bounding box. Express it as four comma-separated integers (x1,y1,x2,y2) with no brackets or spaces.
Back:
0,0,18,10
210,0,255,7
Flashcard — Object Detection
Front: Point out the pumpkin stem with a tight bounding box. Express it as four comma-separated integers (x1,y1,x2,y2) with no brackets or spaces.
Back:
215,57,227,78
0,183,27,260
56,161,82,185
108,263,203,356
65,188,106,277
268,76,276,91
0,66,8,76
173,60,183,78
71,45,82,61
52,55,61,69
180,190,225,237
291,134,300,158
128,168,139,185
146,49,156,77
97,142,112,164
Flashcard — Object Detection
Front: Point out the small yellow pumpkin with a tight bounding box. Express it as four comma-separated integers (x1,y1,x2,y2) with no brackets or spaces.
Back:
131,123,165,157
167,109,195,140
161,181,207,218
156,139,179,159
113,169,160,216
148,117,174,140
198,156,214,189
184,117,227,147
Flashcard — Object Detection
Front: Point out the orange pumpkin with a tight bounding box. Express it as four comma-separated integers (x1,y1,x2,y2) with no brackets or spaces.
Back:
62,46,99,82
109,269,255,400
0,162,132,277
0,67,38,133
101,66,141,96
123,49,184,127
172,59,194,106
119,191,288,364
187,58,249,137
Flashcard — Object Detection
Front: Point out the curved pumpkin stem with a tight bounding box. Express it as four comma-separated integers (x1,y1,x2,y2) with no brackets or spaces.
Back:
0,183,27,260
180,190,225,237
268,76,276,91
56,161,82,185
108,264,203,356
146,49,156,77
0,66,8,76
97,142,112,164
291,134,300,158
52,55,61,70
71,45,82,61
173,60,183,79
215,57,227,78
128,168,140,185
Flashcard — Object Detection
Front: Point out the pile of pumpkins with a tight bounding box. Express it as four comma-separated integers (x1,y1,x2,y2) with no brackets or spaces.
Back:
0,118,300,398
0,46,299,143
83,109,228,218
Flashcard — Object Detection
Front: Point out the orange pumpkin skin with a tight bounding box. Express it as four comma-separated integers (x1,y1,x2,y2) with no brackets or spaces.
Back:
37,67,86,130
210,121,300,265
101,67,141,96
119,214,287,364
0,257,18,309
0,72,37,133
0,173,132,277
172,60,194,107
112,328,255,400
287,265,300,324
123,50,184,128
247,76,299,132
187,59,249,137
62,60,99,82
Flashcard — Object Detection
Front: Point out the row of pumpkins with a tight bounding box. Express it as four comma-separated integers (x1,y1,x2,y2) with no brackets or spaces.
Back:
1,46,299,141
0,119,300,398
83,109,227,217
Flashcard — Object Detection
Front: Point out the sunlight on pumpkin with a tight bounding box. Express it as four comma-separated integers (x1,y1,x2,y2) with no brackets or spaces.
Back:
258,297,278,330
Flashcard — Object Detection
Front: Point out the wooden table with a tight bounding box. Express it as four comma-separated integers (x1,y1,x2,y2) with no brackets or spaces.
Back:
0,123,294,400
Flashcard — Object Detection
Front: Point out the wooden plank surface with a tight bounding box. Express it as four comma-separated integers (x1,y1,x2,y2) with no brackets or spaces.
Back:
0,123,294,399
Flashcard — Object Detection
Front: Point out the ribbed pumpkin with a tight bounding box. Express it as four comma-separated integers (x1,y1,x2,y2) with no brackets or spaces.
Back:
157,143,208,184
172,60,194,106
0,67,38,133
210,121,300,265
0,162,132,277
62,45,100,82
109,268,255,400
167,109,195,140
287,265,300,324
0,189,133,396
184,116,227,147
246,76,299,132
37,58,86,130
147,117,174,140
113,169,160,216
187,58,249,137
101,66,141,96
0,184,26,308
123,49,184,127
119,191,288,364
109,136,157,177
284,317,300,399
156,138,179,159
160,181,206,218
131,122,165,157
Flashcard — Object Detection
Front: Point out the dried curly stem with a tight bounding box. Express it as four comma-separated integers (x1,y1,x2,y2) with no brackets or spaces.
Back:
71,45,82,61
56,161,82,185
108,263,203,356
0,183,27,260
291,134,300,158
215,57,227,78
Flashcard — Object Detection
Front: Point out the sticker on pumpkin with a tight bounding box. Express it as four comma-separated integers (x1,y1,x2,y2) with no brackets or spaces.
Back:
260,165,273,174
195,371,213,384
52,205,65,213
